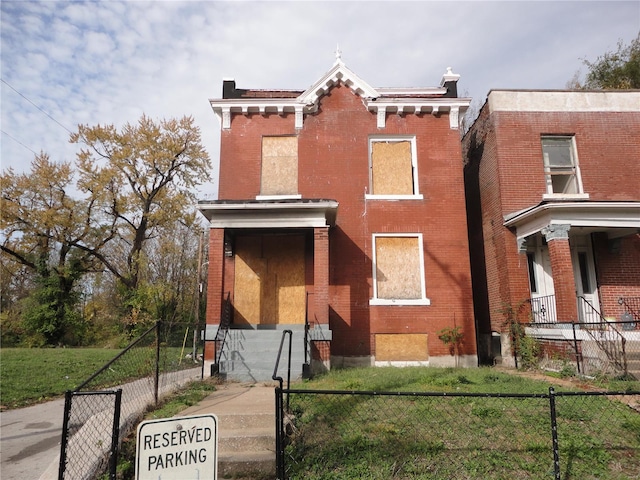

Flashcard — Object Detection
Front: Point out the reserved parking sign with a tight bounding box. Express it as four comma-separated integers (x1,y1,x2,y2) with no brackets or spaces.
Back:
136,414,218,479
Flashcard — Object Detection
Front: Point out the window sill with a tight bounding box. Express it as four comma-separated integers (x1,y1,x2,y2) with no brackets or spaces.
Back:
256,194,302,200
365,194,424,201
370,298,431,306
542,193,589,201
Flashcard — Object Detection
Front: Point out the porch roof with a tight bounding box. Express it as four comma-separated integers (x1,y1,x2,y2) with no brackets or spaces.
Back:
197,198,339,229
503,201,640,243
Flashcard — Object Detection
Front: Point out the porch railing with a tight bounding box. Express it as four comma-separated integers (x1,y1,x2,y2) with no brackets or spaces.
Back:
530,295,557,324
214,292,232,367
619,296,640,324
577,296,627,377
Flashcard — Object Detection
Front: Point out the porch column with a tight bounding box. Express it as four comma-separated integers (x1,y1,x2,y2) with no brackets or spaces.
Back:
313,227,330,325
205,228,225,360
542,224,578,323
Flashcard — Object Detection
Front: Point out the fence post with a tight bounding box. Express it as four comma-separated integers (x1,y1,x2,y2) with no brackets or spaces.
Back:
108,389,123,480
275,386,285,480
155,320,161,405
572,323,581,374
58,391,73,480
548,387,561,480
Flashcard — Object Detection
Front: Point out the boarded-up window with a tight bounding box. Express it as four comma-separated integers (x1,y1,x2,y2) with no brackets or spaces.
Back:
370,139,416,195
373,235,425,301
261,136,298,195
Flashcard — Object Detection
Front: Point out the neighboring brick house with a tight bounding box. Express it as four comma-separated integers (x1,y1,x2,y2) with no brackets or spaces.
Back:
198,56,476,380
463,90,640,369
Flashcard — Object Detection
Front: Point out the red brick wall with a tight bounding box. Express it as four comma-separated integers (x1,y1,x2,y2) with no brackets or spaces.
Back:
594,233,640,319
491,111,640,211
216,84,475,359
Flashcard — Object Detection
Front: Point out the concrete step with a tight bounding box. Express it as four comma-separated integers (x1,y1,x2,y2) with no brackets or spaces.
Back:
218,412,273,430
218,328,308,382
217,451,275,479
219,427,274,452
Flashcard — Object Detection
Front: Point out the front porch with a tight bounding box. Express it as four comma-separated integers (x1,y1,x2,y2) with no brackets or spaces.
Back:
198,198,338,381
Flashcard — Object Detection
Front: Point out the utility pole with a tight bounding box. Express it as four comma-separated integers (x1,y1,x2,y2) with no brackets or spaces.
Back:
193,231,204,360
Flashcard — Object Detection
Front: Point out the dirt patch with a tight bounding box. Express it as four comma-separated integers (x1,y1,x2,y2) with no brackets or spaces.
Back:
494,366,640,412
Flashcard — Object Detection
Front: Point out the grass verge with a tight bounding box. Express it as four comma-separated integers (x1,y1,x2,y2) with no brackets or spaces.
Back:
1,347,198,409
1,348,121,408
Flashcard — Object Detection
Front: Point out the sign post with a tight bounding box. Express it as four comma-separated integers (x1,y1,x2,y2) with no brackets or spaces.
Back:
136,414,218,480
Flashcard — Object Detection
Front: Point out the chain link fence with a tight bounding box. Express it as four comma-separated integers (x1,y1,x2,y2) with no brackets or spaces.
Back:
277,388,640,480
58,321,204,480
525,321,640,380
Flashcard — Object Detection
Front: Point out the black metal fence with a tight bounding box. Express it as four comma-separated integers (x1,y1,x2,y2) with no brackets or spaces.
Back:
276,387,640,480
58,321,204,480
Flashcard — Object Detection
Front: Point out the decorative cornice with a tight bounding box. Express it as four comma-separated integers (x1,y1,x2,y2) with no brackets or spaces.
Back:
198,199,339,228
541,224,571,241
210,64,468,130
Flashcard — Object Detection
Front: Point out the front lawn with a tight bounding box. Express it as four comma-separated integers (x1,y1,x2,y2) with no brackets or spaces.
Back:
285,367,640,479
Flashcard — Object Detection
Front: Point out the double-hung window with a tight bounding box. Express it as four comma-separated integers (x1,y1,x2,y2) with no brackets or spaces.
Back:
257,136,300,199
541,136,586,198
366,136,422,199
370,233,430,305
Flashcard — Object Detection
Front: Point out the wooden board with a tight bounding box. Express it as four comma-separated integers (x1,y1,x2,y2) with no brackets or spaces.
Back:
375,236,422,299
371,141,413,195
234,235,306,325
376,334,429,361
261,136,298,195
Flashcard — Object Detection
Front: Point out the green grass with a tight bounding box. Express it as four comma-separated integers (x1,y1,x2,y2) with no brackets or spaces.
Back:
1,348,122,408
0,346,193,409
286,367,640,479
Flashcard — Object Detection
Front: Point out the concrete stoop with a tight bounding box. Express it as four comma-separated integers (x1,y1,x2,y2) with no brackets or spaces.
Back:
217,413,275,479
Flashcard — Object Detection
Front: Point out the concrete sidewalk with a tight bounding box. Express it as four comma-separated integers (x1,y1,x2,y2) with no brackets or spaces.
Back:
178,381,278,419
177,382,279,478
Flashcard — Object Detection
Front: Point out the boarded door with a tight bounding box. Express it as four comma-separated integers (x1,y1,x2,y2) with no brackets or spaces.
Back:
234,235,306,325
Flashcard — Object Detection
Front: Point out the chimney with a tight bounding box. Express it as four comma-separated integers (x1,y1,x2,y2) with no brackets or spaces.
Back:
222,78,236,99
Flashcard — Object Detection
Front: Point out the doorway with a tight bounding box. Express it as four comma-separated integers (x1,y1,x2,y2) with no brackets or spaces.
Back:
233,235,306,326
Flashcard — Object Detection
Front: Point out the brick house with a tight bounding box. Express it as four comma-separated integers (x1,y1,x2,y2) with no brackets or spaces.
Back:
463,90,640,372
198,56,476,381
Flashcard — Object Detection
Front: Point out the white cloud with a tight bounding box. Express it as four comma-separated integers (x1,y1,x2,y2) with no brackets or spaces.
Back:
1,0,638,198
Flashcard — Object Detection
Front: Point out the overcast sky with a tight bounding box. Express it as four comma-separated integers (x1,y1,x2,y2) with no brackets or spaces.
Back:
1,1,638,198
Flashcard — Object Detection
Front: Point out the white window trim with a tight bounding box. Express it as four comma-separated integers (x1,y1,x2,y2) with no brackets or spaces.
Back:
541,136,587,198
367,135,422,199
256,194,303,201
370,233,430,306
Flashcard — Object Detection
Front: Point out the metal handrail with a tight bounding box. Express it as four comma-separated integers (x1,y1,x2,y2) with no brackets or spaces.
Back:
618,296,640,322
272,330,293,408
304,293,310,368
577,296,627,377
214,292,232,366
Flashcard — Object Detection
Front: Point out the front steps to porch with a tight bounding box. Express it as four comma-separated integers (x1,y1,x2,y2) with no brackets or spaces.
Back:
210,324,331,383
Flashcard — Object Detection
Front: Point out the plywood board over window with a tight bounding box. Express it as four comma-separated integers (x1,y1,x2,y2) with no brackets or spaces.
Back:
371,140,413,195
376,334,429,361
261,136,298,196
371,234,429,306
